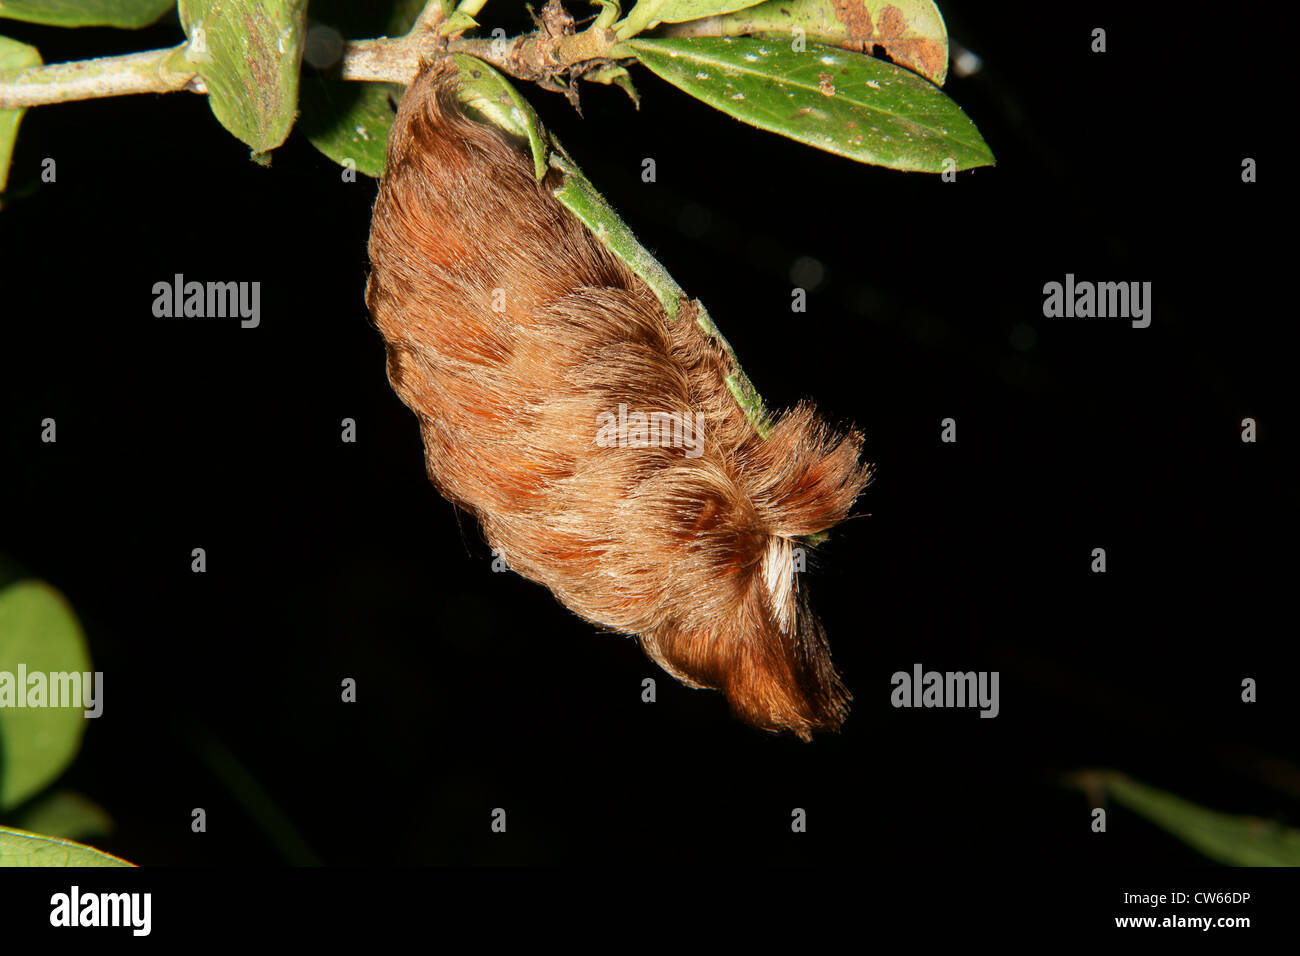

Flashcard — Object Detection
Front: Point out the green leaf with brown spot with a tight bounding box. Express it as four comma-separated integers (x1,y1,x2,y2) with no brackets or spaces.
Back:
0,34,39,203
0,0,174,28
617,0,767,39
626,36,991,171
0,826,132,867
173,0,308,155
661,0,949,86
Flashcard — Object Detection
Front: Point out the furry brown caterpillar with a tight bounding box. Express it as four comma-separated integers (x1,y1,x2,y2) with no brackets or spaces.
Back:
366,61,872,739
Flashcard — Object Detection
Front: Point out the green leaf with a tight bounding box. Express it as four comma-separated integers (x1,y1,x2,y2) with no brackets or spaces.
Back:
584,63,640,108
662,0,949,86
172,0,308,155
0,826,131,866
694,303,772,436
1096,773,1300,867
626,36,992,171
549,150,772,436
14,790,114,842
452,54,548,181
617,0,767,39
302,55,547,181
298,0,427,177
550,150,687,317
0,0,174,28
0,33,39,202
0,581,94,811
300,79,399,178
439,8,477,35
590,0,620,31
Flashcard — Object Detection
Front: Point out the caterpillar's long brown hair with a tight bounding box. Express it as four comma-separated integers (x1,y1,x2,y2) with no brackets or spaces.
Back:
366,60,872,739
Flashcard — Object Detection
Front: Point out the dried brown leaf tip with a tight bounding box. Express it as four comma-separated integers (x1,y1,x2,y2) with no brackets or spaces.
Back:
366,61,872,740
832,1,947,83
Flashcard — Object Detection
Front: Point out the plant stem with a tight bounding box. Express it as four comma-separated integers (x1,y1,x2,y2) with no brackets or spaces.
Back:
0,1,627,110
0,45,204,109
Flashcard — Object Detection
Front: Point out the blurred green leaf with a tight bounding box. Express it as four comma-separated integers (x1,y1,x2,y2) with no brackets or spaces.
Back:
172,0,308,155
382,0,431,35
0,33,39,201
309,0,425,38
665,0,949,85
0,555,29,591
0,825,131,866
627,36,991,171
0,580,92,811
1095,772,1300,867
617,0,766,39
14,790,113,842
0,0,173,28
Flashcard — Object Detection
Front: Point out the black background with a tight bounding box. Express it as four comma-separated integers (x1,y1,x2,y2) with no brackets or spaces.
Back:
0,0,1293,873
